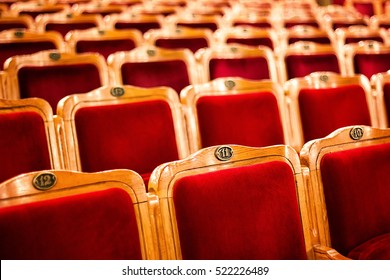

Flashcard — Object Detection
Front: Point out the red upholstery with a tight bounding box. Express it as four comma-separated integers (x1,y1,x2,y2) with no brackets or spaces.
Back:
114,22,161,34
74,100,179,185
320,142,390,257
155,38,208,53
233,22,272,28
345,36,384,44
196,92,285,148
20,10,63,20
352,3,375,17
288,37,331,45
46,23,97,38
284,21,319,28
353,53,390,78
0,188,142,260
348,233,390,260
177,23,218,32
120,60,190,94
209,57,271,80
0,111,51,183
226,38,274,50
285,54,340,79
0,23,30,32
383,83,390,125
75,39,136,59
173,161,307,260
298,85,371,142
18,64,102,109
333,22,368,29
0,41,57,70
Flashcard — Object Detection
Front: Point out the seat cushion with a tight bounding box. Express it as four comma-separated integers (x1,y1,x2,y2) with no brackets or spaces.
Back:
348,233,390,260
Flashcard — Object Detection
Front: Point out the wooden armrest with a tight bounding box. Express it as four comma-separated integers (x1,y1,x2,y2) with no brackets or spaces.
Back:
313,245,351,260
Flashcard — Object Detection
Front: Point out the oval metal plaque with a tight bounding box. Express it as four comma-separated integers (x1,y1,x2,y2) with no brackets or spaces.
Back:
349,126,364,140
33,172,57,190
146,49,156,57
224,80,236,90
14,30,24,38
215,146,234,161
110,87,125,97
49,52,61,61
319,74,329,83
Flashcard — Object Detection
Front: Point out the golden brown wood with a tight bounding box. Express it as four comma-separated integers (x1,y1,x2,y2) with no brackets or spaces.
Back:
371,70,390,128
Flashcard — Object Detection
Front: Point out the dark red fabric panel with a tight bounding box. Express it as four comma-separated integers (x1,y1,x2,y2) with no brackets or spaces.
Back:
285,54,340,80
348,233,390,260
298,85,371,142
114,22,161,34
320,143,390,256
177,23,218,32
209,57,271,80
284,21,319,28
226,37,274,50
20,10,62,20
0,41,57,70
196,92,285,148
76,39,136,59
383,83,390,125
345,36,383,44
0,188,142,260
332,22,368,29
121,60,190,94
233,22,272,28
353,53,390,78
0,111,52,183
75,100,179,185
0,23,29,32
18,64,102,110
288,37,331,45
173,161,307,260
46,23,97,38
155,38,208,53
352,3,375,17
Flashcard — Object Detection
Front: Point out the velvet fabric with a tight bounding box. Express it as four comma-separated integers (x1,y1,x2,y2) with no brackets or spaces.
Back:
353,53,390,78
345,36,383,45
332,22,368,29
46,23,98,38
348,233,390,260
0,23,30,32
177,23,218,32
20,10,62,20
114,22,161,34
173,161,307,260
226,38,274,50
284,21,319,28
0,41,57,70
0,111,52,183
74,100,179,186
288,37,331,45
121,60,190,94
233,22,273,28
285,54,340,80
298,85,371,142
383,83,390,126
352,3,375,17
18,64,102,110
155,38,208,53
196,92,285,148
320,142,390,257
76,39,136,59
0,188,142,259
209,57,271,81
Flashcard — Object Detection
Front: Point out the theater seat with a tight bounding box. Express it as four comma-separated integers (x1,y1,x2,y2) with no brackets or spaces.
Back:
149,144,314,260
300,125,390,260
0,169,158,259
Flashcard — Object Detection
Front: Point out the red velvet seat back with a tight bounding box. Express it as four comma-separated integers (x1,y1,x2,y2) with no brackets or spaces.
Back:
284,21,319,28
226,37,274,50
345,36,384,45
120,60,190,94
173,161,307,260
352,3,375,17
353,53,390,78
0,41,57,70
76,39,136,59
298,85,371,142
285,54,340,79
46,22,97,38
288,37,331,45
177,22,218,32
320,142,390,256
233,22,272,28
0,22,30,32
114,22,161,34
74,100,179,184
20,10,63,20
209,57,271,80
196,92,285,148
0,111,51,183
333,22,368,29
383,83,390,125
0,188,142,259
155,38,208,53
18,64,103,109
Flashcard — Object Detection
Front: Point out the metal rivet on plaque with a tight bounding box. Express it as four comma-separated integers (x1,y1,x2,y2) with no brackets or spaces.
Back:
49,52,61,61
146,49,156,56
349,126,364,140
319,74,329,83
224,80,236,90
14,30,24,38
110,87,125,97
215,146,234,161
32,172,57,190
